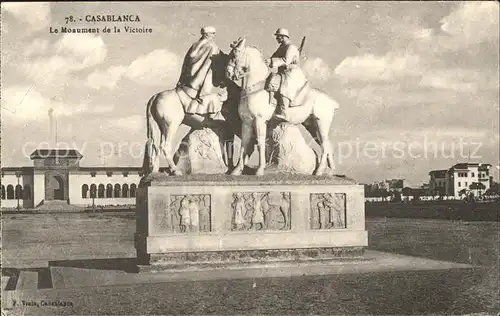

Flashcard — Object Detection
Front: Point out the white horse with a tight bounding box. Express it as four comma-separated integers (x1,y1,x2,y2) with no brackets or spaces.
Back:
226,41,339,176
142,53,237,175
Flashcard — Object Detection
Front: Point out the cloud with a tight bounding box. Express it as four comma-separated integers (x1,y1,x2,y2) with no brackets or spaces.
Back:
359,128,488,143
334,1,499,137
408,3,499,56
20,34,107,84
439,2,499,49
86,66,127,89
108,115,144,131
1,85,88,123
2,2,51,34
54,34,107,68
124,49,181,86
334,52,421,83
86,49,182,89
419,68,499,92
23,39,50,57
419,72,477,93
91,104,116,114
303,57,331,81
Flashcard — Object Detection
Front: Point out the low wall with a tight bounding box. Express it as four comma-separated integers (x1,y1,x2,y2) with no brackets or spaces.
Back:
135,173,368,271
1,199,20,208
72,197,136,207
365,195,500,203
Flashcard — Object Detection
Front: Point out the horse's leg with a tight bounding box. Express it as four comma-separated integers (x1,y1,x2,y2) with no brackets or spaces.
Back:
159,119,183,175
326,139,336,173
315,117,334,176
231,122,253,175
243,139,256,166
221,128,235,172
254,116,267,176
322,113,336,173
302,117,321,174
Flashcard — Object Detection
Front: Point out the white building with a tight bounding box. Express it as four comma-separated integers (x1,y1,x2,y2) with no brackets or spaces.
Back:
429,163,492,197
1,149,149,209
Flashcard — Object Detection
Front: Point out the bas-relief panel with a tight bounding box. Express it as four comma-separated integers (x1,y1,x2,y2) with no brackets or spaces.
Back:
158,194,211,233
310,193,346,229
231,191,291,231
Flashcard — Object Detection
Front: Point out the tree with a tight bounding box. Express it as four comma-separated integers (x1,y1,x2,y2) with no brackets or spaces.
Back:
469,182,486,196
459,188,468,197
377,189,390,201
391,190,402,202
402,187,411,201
412,189,421,204
485,181,499,196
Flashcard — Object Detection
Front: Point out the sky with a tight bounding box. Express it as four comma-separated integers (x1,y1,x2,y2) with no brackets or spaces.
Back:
1,1,499,185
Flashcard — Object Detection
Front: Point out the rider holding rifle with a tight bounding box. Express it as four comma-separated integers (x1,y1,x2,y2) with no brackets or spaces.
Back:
265,28,308,119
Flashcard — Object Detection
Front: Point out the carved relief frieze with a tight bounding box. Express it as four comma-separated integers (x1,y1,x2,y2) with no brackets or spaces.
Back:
310,193,346,229
231,191,291,231
158,194,211,233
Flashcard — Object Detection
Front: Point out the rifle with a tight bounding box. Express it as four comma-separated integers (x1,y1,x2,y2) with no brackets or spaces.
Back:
298,36,306,55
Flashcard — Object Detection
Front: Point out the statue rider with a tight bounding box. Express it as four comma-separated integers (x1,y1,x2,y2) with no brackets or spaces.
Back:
177,26,221,110
264,28,307,119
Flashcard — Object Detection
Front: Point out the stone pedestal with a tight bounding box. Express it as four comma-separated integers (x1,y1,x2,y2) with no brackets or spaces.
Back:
135,173,367,271
174,127,228,175
266,122,316,174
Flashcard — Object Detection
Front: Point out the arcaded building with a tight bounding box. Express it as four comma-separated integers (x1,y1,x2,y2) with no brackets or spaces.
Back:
1,149,143,209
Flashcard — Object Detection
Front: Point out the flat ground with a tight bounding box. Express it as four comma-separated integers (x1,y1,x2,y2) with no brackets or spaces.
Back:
1,212,499,315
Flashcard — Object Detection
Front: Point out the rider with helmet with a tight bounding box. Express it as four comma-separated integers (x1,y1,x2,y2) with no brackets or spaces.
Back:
265,28,307,119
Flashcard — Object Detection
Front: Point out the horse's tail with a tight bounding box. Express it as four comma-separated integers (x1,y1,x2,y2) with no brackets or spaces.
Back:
142,95,159,175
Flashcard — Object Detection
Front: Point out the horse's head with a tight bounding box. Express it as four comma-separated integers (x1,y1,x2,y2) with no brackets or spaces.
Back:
226,37,269,88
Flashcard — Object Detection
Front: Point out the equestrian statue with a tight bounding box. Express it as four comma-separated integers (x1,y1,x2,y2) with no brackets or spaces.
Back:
225,29,339,176
142,27,339,177
142,26,239,175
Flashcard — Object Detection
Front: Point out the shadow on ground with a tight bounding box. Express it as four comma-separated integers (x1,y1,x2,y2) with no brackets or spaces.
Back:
48,257,137,273
2,267,53,290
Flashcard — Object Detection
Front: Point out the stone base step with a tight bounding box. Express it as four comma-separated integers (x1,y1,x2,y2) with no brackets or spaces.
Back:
50,266,129,289
1,275,10,291
16,271,38,290
1,251,476,292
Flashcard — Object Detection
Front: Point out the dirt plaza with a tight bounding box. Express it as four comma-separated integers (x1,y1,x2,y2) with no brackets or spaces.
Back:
1,212,498,315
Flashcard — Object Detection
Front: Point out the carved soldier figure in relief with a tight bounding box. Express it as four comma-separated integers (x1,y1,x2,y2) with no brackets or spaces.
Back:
179,197,191,232
160,199,180,232
250,193,265,230
279,192,291,230
323,193,346,228
232,192,246,230
188,197,200,233
198,195,211,232
177,195,200,232
311,193,346,229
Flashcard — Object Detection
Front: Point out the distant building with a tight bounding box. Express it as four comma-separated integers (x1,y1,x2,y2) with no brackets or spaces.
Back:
429,163,492,197
428,169,448,196
364,178,405,197
1,149,146,209
385,179,404,192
